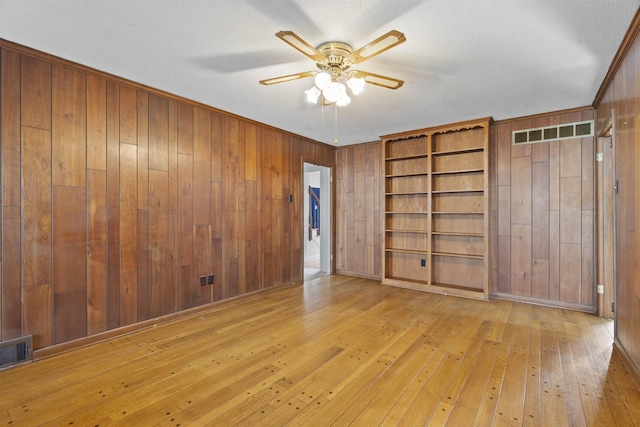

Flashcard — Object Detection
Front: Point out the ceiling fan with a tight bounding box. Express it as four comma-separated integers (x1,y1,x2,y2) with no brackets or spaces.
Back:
260,30,406,106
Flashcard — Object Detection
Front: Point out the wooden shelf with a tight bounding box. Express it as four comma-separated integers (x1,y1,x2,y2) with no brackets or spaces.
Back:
386,229,429,234
432,189,483,194
385,211,428,215
385,172,428,178
382,118,490,300
432,211,482,215
386,191,428,196
432,146,484,156
385,153,428,161
385,248,429,255
431,231,483,237
432,168,484,175
432,251,483,259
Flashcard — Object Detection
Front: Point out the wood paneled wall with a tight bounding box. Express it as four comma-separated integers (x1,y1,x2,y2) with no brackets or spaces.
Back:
595,10,640,379
335,142,382,279
0,43,335,351
490,109,596,311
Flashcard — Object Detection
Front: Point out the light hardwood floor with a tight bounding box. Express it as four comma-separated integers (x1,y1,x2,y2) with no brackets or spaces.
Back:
1,275,639,426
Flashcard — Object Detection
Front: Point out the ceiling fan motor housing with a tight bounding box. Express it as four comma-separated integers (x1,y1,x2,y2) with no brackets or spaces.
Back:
317,42,353,71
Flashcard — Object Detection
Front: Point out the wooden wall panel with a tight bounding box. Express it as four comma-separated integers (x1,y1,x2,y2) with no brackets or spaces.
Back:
54,290,87,344
193,224,212,306
149,94,169,172
87,75,107,171
120,142,138,210
177,152,194,310
21,127,51,289
52,185,87,294
0,42,336,353
21,55,51,130
119,85,137,145
491,109,595,310
168,100,179,212
1,207,21,340
335,141,382,279
87,244,107,335
1,49,21,210
52,65,86,187
22,284,52,349
87,170,107,334
137,210,150,321
136,90,150,322
511,155,532,225
168,212,179,312
531,161,550,260
137,90,149,209
119,206,138,325
149,170,169,317
193,107,212,225
510,224,532,296
594,13,640,376
106,81,120,330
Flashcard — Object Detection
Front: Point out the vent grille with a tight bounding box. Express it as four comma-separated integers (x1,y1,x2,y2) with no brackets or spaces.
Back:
512,120,593,145
0,336,33,370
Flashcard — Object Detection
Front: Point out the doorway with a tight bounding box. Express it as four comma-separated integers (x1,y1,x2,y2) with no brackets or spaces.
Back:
596,113,615,320
303,162,331,281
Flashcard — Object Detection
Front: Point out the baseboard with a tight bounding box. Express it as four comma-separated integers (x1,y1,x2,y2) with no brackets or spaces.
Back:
334,269,381,281
491,292,597,314
614,338,640,391
33,282,297,360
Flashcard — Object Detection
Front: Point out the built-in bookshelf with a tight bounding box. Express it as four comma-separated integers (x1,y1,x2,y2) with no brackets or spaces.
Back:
381,118,491,300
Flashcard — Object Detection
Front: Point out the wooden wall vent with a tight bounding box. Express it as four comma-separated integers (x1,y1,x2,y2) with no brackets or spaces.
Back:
0,336,33,370
512,120,593,145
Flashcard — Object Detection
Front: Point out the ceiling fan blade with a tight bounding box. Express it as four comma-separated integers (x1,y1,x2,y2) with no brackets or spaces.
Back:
353,70,404,89
276,31,325,63
260,71,314,85
347,30,406,65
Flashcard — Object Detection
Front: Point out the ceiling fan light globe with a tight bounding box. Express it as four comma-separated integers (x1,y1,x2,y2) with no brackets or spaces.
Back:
336,93,351,107
305,86,321,104
314,72,332,90
347,76,365,95
323,82,345,103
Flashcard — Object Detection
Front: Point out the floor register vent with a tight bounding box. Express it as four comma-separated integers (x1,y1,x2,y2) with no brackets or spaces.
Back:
0,336,33,370
512,120,593,145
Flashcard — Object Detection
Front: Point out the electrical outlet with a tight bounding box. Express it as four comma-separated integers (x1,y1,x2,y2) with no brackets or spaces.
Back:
200,275,206,286
597,284,604,294
420,259,426,267
208,274,214,285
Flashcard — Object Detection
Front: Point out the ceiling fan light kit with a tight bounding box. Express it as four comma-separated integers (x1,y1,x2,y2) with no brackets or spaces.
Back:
260,29,407,108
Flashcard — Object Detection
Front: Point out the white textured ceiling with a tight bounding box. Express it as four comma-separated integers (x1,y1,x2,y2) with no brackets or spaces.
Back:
1,0,638,145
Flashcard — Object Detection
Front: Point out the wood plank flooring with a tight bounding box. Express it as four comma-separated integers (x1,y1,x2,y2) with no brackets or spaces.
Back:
1,275,639,426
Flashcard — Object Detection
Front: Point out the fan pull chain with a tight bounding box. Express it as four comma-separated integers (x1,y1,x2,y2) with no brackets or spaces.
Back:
334,103,338,145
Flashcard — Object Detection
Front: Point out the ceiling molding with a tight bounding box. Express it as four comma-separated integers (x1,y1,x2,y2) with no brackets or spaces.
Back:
593,6,640,107
492,106,594,126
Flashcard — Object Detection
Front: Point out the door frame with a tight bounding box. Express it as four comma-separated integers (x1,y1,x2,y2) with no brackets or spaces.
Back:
301,159,335,278
596,111,616,320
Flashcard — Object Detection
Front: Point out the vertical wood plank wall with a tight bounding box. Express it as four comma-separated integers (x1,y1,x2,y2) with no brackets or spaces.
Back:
490,109,595,311
335,142,382,279
595,14,640,377
0,44,335,351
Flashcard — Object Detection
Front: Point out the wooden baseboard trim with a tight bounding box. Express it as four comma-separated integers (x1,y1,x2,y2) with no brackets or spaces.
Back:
491,292,597,314
614,338,640,391
33,282,297,360
334,270,381,281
